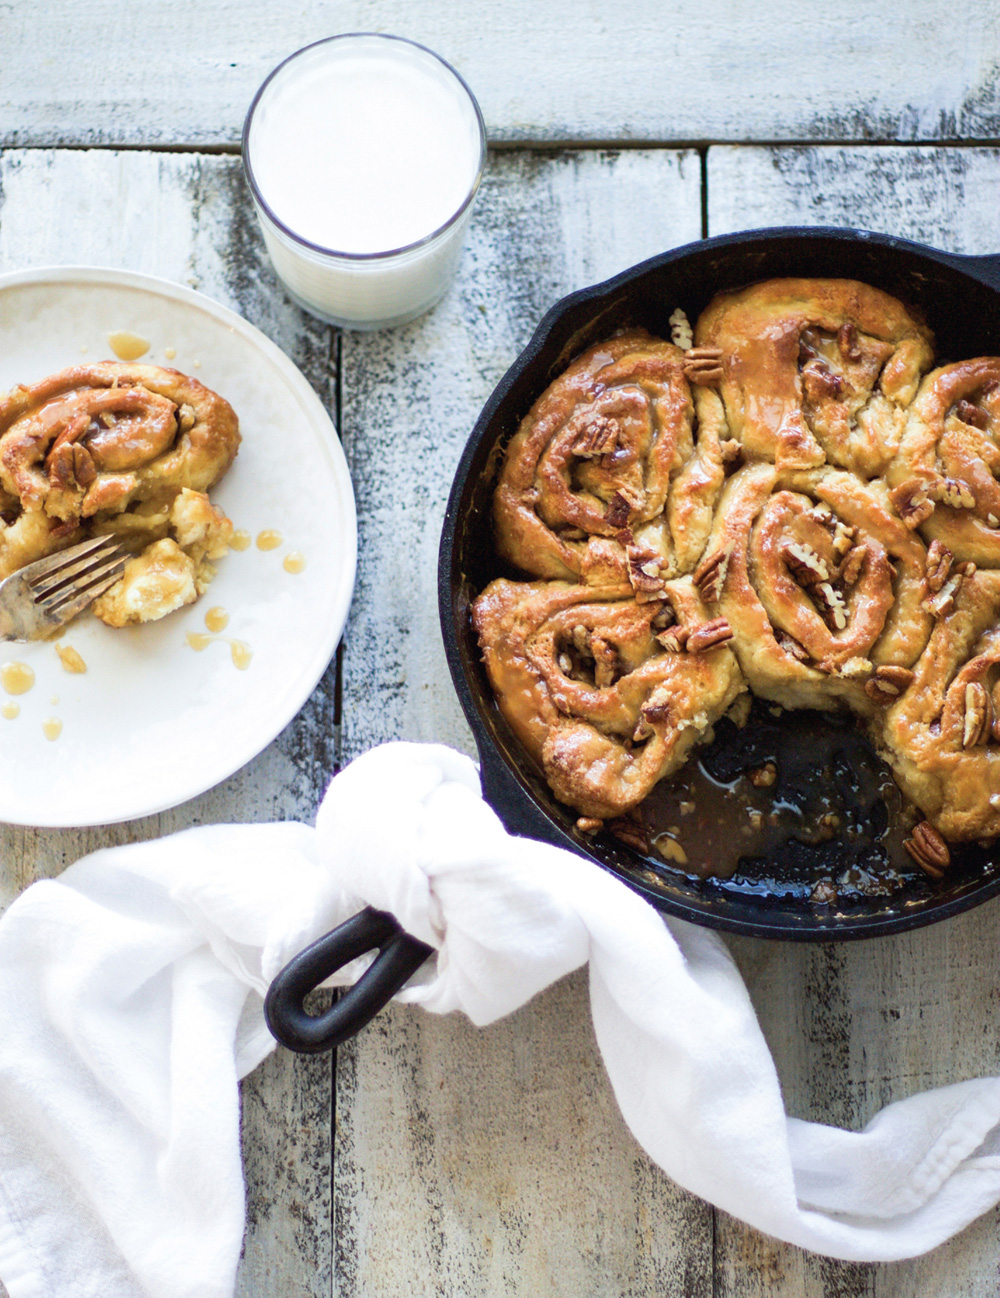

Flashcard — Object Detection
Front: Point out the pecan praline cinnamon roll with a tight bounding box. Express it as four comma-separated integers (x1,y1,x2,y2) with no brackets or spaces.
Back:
0,360,240,624
476,280,1000,852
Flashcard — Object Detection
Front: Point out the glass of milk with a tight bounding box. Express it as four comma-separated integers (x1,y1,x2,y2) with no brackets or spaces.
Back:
243,34,487,329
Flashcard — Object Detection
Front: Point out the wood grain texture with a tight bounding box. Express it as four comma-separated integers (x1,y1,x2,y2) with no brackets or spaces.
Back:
336,147,711,1295
708,145,1000,249
0,148,338,1297
3,0,998,148
339,148,701,759
708,143,1000,1295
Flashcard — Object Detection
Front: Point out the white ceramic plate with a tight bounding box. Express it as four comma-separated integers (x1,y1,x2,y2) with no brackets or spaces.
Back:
0,267,357,826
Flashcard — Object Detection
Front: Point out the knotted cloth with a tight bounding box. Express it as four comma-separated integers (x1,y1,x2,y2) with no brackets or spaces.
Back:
0,743,998,1297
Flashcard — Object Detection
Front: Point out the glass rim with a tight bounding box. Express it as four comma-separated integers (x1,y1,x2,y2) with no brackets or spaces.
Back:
242,32,488,263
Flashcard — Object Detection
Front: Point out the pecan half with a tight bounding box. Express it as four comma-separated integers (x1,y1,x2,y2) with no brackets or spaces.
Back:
572,414,621,458
863,665,915,704
889,479,935,528
686,617,734,653
962,681,992,748
837,321,862,362
694,547,731,603
591,635,618,689
813,581,849,631
925,539,953,593
904,820,951,879
783,540,830,586
683,347,724,387
608,818,650,855
955,399,989,430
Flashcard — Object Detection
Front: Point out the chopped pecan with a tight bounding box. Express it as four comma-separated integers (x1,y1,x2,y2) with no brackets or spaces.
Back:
925,539,953,593
633,699,671,742
686,617,734,653
656,625,689,653
575,816,603,835
890,479,935,528
837,321,862,362
626,544,667,602
831,520,856,555
931,477,976,510
782,540,830,586
962,681,992,748
720,438,742,464
694,547,731,603
904,820,951,879
864,665,915,704
604,490,633,528
775,630,810,663
802,362,845,401
668,307,693,350
591,635,618,688
608,818,650,855
837,544,866,587
572,414,621,458
954,399,989,430
924,562,974,617
813,581,848,631
650,603,675,630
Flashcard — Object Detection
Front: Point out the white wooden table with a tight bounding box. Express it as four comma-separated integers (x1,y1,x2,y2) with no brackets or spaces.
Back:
2,4,1000,1294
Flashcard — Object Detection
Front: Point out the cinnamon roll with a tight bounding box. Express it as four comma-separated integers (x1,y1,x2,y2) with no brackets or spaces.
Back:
887,358,1000,566
493,330,723,594
0,361,240,623
695,278,934,477
471,577,744,820
695,462,932,711
878,567,1000,841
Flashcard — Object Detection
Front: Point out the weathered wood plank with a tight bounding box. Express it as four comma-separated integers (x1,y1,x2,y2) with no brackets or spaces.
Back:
336,148,711,1295
0,148,336,1298
708,145,1000,248
708,143,1000,1294
3,1,998,148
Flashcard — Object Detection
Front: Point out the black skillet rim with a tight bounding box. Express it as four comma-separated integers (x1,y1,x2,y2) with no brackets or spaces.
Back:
438,224,1000,941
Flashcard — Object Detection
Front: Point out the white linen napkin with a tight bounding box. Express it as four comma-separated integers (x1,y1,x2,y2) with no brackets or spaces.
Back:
0,742,999,1297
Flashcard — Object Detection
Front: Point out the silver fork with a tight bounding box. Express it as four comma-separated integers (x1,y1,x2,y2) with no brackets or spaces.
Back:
0,536,128,641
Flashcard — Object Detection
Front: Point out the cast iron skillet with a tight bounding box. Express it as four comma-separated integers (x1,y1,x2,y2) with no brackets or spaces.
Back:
266,226,1000,1053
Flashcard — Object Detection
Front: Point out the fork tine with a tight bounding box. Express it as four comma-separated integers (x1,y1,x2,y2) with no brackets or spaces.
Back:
40,565,127,624
30,542,126,602
37,552,128,613
22,535,119,587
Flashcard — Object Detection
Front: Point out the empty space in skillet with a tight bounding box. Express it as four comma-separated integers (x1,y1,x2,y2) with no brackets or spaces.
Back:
441,228,1000,939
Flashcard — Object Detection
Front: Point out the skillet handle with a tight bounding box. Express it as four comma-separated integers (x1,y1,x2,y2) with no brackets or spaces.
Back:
264,907,434,1054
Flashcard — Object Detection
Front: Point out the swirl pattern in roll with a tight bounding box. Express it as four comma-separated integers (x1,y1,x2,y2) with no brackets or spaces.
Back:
472,576,743,820
695,278,934,477
476,276,1000,852
0,361,240,623
493,329,726,597
887,357,1000,566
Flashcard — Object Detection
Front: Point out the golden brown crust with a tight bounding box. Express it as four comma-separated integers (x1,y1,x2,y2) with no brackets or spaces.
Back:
695,277,934,476
887,358,1000,566
471,577,744,820
476,279,1000,846
493,330,716,592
